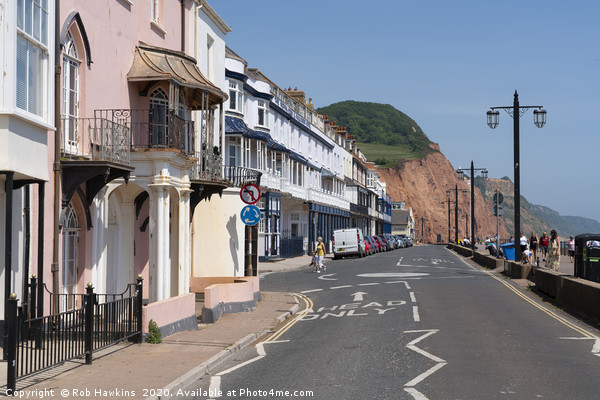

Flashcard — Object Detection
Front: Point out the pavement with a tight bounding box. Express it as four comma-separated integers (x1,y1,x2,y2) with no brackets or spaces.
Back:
0,257,318,399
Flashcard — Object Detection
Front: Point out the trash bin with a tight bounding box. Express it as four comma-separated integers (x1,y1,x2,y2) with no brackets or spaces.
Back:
575,233,600,283
500,243,515,261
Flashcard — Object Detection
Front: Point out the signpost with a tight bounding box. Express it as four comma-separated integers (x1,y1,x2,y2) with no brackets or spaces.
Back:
494,190,503,258
240,184,261,276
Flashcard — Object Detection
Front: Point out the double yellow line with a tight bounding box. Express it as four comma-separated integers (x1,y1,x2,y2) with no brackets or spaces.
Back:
484,270,596,338
264,293,313,342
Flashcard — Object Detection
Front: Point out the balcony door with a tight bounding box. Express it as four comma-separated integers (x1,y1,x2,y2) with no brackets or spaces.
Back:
62,33,79,154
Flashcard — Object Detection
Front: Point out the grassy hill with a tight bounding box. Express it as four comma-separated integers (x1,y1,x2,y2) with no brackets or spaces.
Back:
317,100,434,167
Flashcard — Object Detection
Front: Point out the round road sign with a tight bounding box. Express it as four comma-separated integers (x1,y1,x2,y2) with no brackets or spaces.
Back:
240,183,261,205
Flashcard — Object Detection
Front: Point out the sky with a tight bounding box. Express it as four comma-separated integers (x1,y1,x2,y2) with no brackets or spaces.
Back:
210,0,600,222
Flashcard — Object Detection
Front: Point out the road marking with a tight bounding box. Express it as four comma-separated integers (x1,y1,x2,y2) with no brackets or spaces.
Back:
358,272,429,278
358,283,380,286
405,363,447,387
300,289,323,293
216,354,264,376
351,292,367,301
410,292,417,303
208,376,221,398
318,273,337,281
482,269,597,338
265,293,313,342
404,387,429,400
403,329,446,397
413,306,420,322
385,281,412,289
330,285,353,290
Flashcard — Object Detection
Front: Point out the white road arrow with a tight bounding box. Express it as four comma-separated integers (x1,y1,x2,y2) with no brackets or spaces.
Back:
351,292,367,301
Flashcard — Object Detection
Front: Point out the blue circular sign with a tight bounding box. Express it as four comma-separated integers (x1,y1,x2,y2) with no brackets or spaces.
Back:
241,205,261,226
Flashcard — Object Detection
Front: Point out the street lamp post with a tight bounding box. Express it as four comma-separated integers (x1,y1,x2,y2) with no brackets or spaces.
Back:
444,192,451,243
487,91,546,262
447,185,467,244
457,161,488,250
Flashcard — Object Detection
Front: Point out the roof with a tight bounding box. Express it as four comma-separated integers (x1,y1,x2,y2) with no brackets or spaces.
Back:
392,210,410,225
127,44,227,108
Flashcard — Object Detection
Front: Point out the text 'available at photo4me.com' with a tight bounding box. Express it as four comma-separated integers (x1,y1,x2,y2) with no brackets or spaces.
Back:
3,387,316,399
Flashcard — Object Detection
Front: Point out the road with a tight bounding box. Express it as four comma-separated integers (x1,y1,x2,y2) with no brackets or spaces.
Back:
180,245,600,400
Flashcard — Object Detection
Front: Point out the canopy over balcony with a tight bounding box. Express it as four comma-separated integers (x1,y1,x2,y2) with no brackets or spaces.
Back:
127,43,227,109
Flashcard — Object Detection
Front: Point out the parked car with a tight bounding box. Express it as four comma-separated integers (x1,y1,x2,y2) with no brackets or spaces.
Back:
382,234,395,251
333,228,366,259
400,234,413,247
370,235,382,252
373,235,387,252
363,237,372,255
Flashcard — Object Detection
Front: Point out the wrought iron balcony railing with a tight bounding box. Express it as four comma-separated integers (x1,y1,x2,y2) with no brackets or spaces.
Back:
60,116,131,164
94,109,194,155
222,165,262,187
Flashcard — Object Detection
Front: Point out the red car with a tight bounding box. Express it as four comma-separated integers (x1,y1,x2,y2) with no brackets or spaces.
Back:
371,235,383,252
363,238,372,255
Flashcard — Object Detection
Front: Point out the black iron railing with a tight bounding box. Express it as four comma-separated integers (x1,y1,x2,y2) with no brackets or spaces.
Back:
95,109,194,155
223,165,262,188
60,116,131,164
6,277,144,392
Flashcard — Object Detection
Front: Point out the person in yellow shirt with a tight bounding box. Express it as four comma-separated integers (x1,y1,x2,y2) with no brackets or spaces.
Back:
316,237,326,273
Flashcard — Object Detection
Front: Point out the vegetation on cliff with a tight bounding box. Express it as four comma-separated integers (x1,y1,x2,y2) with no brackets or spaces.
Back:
317,100,434,167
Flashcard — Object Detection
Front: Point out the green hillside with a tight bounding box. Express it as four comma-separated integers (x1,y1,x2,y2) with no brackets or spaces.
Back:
317,100,434,166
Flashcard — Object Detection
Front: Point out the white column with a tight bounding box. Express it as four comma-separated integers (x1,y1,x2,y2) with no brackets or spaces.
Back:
148,184,169,302
92,187,108,294
161,187,170,300
179,189,192,295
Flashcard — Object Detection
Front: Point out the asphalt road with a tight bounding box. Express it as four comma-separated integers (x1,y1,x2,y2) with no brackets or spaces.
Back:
181,245,600,400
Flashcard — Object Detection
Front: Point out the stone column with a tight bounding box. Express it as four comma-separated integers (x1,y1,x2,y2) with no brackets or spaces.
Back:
148,184,170,302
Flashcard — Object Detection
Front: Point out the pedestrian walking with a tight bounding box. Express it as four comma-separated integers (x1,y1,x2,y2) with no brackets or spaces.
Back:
316,237,326,273
529,232,539,265
540,231,549,261
519,232,528,253
567,235,575,263
546,229,560,271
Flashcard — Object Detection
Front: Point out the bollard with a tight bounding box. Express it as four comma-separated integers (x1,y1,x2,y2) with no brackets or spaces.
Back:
7,293,18,393
84,283,94,365
136,275,144,343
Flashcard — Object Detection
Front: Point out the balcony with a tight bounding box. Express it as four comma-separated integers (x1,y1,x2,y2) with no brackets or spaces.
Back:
95,109,194,155
222,166,262,188
61,116,131,163
59,115,134,219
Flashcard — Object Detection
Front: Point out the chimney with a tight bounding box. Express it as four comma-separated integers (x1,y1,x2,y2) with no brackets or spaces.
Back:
284,87,306,104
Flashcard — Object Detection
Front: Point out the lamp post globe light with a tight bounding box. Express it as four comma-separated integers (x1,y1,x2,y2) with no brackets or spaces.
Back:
487,91,546,262
456,161,488,250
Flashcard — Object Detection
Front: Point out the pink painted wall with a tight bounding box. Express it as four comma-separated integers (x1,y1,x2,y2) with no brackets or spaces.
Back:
141,292,195,333
60,0,194,116
203,278,260,309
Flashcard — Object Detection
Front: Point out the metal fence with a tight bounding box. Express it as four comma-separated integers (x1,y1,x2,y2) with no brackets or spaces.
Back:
222,165,262,188
280,236,305,258
6,277,144,392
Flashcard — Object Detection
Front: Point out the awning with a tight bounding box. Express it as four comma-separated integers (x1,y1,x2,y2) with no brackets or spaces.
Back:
127,43,227,108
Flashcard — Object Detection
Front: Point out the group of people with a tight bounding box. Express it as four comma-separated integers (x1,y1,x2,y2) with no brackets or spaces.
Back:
310,237,327,273
519,230,575,270
485,231,576,272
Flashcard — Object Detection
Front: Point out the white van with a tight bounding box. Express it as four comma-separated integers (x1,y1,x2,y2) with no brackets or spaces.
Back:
333,228,365,259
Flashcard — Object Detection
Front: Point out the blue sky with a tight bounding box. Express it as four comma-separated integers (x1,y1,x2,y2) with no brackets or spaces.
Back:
211,0,600,222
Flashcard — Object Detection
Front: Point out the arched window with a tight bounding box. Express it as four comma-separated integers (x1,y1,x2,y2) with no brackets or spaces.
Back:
62,204,79,311
62,32,80,154
149,88,168,146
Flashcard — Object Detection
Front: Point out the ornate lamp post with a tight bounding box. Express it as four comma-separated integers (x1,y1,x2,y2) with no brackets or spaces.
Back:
487,91,546,261
457,161,488,250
